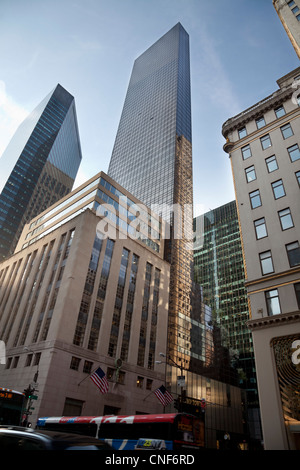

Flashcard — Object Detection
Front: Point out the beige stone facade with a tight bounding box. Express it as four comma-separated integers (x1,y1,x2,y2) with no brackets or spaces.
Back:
0,172,170,423
273,0,300,59
0,171,246,448
222,67,300,449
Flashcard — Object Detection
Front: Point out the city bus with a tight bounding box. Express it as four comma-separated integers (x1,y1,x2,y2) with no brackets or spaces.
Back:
0,388,25,425
37,413,205,450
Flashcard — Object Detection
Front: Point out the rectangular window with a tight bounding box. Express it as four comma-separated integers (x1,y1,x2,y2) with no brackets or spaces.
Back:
249,190,262,209
292,5,299,13
256,116,266,129
238,127,247,139
241,144,252,160
288,144,300,162
271,179,286,199
281,123,293,139
265,289,281,316
296,170,300,187
83,360,93,374
146,379,153,390
259,251,274,275
260,134,272,150
137,376,144,388
266,155,278,172
278,208,294,230
295,283,300,309
70,357,81,371
275,106,285,118
245,165,256,182
254,217,267,239
286,242,300,267
296,13,300,21
287,0,295,6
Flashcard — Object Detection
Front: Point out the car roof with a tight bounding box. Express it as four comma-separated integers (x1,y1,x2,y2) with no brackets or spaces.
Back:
0,425,112,450
0,426,110,445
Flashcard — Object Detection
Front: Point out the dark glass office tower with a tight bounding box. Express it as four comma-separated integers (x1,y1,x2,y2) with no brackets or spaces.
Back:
193,201,262,442
108,24,194,373
0,84,82,259
108,22,192,210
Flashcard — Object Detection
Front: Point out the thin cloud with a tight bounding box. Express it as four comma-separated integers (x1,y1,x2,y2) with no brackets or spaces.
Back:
0,81,28,158
195,26,242,116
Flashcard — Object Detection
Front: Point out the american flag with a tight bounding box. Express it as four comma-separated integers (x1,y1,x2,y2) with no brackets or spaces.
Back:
154,385,173,406
90,367,109,394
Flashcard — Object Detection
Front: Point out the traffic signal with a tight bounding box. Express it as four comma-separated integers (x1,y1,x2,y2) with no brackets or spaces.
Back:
174,398,181,410
23,386,33,399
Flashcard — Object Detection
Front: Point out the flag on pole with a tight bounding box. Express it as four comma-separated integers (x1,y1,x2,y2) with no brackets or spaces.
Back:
90,367,109,394
154,385,173,406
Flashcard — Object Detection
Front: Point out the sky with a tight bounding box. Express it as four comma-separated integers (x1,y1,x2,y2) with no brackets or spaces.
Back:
0,0,299,216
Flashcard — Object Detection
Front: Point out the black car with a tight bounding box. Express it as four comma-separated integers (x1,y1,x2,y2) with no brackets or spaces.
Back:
0,425,112,450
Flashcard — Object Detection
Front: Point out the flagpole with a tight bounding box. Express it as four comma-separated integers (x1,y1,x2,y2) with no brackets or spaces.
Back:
77,365,102,386
142,391,154,401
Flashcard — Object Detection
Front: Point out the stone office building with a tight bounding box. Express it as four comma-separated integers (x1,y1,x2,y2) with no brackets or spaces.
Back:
0,172,170,422
0,171,246,448
222,67,300,449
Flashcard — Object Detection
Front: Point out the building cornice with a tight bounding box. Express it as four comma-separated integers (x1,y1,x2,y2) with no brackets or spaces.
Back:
245,266,300,290
247,310,300,332
222,86,294,141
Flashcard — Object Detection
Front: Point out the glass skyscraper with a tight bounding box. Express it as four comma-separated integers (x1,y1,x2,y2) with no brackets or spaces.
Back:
193,201,262,442
108,23,194,373
0,84,82,259
108,22,192,211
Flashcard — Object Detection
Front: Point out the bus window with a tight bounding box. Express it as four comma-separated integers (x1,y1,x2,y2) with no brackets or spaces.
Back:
0,388,25,426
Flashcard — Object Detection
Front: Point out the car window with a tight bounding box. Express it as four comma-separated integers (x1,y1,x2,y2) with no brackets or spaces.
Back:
0,434,45,450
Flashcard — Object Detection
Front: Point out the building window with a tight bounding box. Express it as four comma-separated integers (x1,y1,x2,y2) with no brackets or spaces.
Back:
292,5,300,13
33,352,41,367
266,155,278,172
295,283,300,309
241,144,252,160
63,398,84,416
249,190,262,209
259,251,274,275
288,144,300,162
254,217,267,239
25,354,33,367
271,179,286,199
245,165,256,183
256,116,266,129
238,127,247,139
260,134,272,150
296,170,300,187
286,242,300,267
281,123,293,139
146,379,153,390
278,208,294,230
83,361,93,374
107,367,125,384
70,356,81,371
296,13,300,21
265,289,281,316
137,376,144,388
287,0,295,6
12,356,19,368
275,106,285,118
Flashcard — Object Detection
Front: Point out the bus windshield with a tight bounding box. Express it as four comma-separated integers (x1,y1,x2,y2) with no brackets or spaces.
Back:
0,388,25,426
37,413,205,450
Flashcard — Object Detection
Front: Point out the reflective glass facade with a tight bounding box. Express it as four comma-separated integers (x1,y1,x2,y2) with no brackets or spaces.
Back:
107,22,194,373
193,201,262,441
0,84,82,259
108,22,191,210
